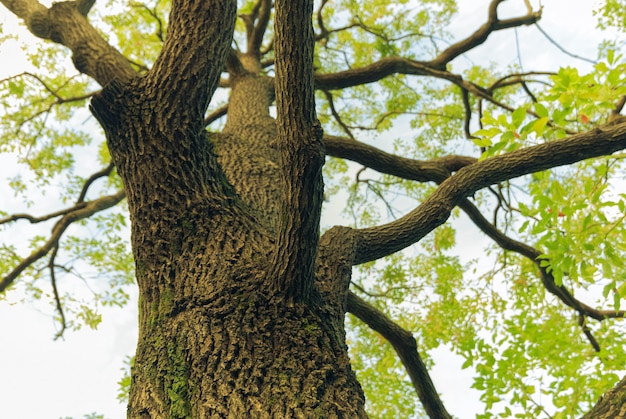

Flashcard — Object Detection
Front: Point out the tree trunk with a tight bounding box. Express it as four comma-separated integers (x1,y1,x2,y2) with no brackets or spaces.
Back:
90,75,367,418
87,0,366,414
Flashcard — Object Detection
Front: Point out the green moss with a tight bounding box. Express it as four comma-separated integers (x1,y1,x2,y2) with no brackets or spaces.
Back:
166,342,191,418
135,258,146,279
160,288,174,314
302,318,320,334
169,237,182,257
313,406,325,417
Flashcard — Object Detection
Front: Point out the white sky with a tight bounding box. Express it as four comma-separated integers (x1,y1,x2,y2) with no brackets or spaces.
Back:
0,1,618,418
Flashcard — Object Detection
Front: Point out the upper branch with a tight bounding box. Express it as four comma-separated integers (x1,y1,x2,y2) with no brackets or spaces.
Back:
1,0,135,86
430,0,541,68
324,135,476,183
247,0,272,57
314,57,513,114
354,121,626,264
146,0,237,125
270,0,325,300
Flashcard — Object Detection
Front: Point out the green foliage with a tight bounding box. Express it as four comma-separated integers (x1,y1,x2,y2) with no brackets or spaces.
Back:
117,356,134,403
594,0,626,31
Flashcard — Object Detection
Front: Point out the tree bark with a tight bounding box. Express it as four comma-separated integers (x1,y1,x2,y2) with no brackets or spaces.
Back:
583,376,626,419
87,0,366,416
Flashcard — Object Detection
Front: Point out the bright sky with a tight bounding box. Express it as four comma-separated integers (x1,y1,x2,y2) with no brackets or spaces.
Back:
0,1,617,418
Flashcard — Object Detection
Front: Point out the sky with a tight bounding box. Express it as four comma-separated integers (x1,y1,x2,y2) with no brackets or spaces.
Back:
0,1,619,418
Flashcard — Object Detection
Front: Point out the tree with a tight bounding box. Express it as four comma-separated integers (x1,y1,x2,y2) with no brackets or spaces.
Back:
0,0,625,417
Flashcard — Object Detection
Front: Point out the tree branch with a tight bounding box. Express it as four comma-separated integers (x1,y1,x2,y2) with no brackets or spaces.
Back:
49,244,67,340
270,0,324,300
0,190,126,293
145,0,237,126
76,163,115,203
247,0,271,57
204,104,229,127
0,0,135,85
583,375,626,418
353,120,626,264
75,0,95,16
347,291,452,419
430,0,542,68
324,135,476,183
457,198,624,321
325,133,624,325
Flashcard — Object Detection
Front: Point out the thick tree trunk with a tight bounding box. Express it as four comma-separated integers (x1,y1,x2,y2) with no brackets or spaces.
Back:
88,0,366,414
91,79,366,417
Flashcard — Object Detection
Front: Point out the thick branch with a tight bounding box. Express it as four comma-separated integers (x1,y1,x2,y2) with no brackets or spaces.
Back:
583,375,626,418
315,56,431,90
325,134,623,322
146,0,237,125
314,57,515,115
354,121,626,264
75,0,94,15
324,135,476,183
247,0,271,57
347,292,452,419
0,190,126,293
0,0,135,86
270,0,324,300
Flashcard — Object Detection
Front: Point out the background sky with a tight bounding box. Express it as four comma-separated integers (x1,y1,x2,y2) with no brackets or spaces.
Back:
0,1,619,418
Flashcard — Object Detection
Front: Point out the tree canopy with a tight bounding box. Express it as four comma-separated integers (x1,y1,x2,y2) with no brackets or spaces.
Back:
1,0,626,418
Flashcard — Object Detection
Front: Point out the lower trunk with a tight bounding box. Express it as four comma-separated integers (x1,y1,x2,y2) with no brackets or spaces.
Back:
128,272,366,418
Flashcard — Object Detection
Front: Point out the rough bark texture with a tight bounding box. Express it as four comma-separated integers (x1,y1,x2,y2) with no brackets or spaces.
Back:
583,376,626,419
87,0,366,416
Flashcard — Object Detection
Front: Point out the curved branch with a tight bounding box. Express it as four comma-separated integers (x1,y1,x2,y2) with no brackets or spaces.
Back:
535,23,596,65
49,244,67,340
76,163,115,203
314,56,518,118
347,291,452,419
324,133,622,322
0,0,135,85
0,190,126,293
430,0,541,68
131,2,165,43
324,135,476,183
457,198,624,321
322,90,355,139
204,103,229,127
353,120,626,264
